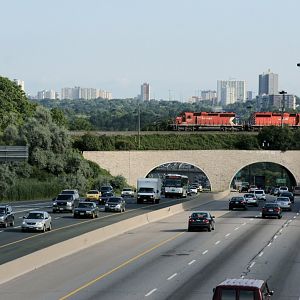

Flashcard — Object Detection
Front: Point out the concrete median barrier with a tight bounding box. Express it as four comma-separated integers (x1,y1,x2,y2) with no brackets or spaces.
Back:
0,191,229,285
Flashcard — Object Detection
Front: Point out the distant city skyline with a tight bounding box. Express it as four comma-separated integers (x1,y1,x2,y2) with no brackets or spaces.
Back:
1,0,300,99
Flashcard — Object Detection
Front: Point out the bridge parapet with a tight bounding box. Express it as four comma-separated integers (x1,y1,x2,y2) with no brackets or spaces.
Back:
83,150,300,192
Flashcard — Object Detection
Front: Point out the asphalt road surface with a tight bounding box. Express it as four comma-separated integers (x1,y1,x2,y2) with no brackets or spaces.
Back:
1,193,300,300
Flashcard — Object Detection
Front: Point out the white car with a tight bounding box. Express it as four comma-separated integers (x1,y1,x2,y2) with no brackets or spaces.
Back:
278,186,289,194
22,211,52,232
276,196,292,211
254,189,266,200
189,186,198,194
243,193,258,207
121,188,135,197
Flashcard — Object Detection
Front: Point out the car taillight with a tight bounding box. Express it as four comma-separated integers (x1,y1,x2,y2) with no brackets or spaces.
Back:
204,219,209,223
274,208,280,212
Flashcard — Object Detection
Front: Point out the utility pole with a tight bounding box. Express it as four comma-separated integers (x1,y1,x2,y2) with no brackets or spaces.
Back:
138,100,141,149
279,90,287,128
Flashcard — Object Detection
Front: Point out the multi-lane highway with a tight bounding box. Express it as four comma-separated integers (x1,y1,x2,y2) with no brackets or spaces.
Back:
1,193,300,300
0,195,202,265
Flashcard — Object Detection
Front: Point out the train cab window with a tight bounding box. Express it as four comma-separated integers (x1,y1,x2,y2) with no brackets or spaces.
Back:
239,290,255,300
221,288,237,299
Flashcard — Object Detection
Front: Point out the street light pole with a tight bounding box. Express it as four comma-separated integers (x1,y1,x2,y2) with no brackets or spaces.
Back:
138,100,141,149
279,90,287,128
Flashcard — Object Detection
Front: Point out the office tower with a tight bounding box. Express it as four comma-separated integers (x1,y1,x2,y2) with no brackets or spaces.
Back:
247,91,253,101
258,70,278,95
217,80,246,105
141,83,150,101
14,79,25,91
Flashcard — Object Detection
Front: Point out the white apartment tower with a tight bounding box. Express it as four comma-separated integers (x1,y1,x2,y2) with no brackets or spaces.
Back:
14,79,25,91
141,83,150,101
217,80,246,105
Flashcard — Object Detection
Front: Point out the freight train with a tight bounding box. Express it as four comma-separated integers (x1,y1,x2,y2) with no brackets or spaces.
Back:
171,111,300,131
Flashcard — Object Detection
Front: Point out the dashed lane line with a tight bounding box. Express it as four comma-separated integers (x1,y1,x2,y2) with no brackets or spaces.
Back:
188,260,196,265
167,273,177,280
249,262,256,269
215,240,221,245
202,250,208,255
258,252,264,257
225,233,231,237
145,289,157,297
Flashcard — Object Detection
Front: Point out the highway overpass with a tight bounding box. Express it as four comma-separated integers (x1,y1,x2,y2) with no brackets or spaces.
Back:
83,150,300,191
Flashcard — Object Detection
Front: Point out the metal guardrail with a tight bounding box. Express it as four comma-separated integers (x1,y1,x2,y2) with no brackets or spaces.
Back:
0,146,28,162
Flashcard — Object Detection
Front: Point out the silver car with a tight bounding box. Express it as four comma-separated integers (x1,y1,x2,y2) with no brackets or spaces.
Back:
22,211,52,232
243,193,258,207
105,197,126,212
276,197,292,211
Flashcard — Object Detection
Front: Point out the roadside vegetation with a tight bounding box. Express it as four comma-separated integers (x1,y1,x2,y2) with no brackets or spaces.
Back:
0,76,127,201
72,127,300,152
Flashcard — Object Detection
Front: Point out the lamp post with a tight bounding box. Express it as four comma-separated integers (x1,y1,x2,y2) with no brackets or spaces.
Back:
138,100,141,149
279,90,287,128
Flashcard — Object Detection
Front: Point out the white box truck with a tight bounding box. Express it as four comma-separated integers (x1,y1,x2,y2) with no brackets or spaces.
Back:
137,178,161,204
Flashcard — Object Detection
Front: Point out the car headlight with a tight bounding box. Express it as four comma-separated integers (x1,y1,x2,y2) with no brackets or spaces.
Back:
36,222,43,226
53,202,57,206
22,221,26,225
66,201,72,206
0,216,4,220
86,211,92,214
105,204,108,206
115,204,120,208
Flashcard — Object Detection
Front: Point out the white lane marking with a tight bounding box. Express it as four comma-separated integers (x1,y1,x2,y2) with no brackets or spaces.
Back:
145,289,157,297
19,217,23,219
249,262,256,268
14,226,21,228
241,275,245,279
215,240,221,245
258,252,264,257
279,229,283,233
234,227,239,231
0,230,3,233
297,213,299,216
54,217,60,220
167,273,177,280
202,250,208,255
284,223,288,227
188,260,196,265
255,215,260,218
274,235,278,240
288,220,293,223
225,233,231,237
267,242,272,247
250,218,254,221
242,222,246,226
294,216,297,219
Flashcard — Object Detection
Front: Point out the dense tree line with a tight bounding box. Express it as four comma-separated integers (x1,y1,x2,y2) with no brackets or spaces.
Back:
72,127,300,151
34,96,300,131
0,76,127,201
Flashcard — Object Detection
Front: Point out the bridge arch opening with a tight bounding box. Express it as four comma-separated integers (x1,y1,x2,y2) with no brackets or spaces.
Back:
230,162,297,191
146,161,211,191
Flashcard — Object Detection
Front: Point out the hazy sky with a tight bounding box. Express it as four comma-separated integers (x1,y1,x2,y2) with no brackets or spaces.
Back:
1,0,300,99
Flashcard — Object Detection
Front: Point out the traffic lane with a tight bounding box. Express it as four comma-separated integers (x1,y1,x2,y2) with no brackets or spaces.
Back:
247,218,300,300
0,194,211,265
0,204,293,300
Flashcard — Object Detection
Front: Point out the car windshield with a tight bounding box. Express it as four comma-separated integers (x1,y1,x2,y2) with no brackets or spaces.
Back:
78,203,94,208
0,208,6,214
255,191,263,194
101,187,112,192
103,192,113,197
231,197,244,201
244,194,254,198
88,191,99,194
280,192,290,196
139,188,154,193
57,194,73,200
107,198,121,203
265,204,278,208
191,212,208,218
27,213,44,219
61,190,76,195
123,188,132,191
277,197,289,201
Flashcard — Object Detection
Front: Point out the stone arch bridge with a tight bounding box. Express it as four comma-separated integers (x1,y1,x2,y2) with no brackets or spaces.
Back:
83,150,300,192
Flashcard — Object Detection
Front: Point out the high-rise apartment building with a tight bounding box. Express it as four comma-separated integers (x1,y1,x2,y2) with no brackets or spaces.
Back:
61,87,112,100
217,80,246,105
14,79,25,91
258,70,278,95
141,83,150,101
37,89,57,100
201,90,217,101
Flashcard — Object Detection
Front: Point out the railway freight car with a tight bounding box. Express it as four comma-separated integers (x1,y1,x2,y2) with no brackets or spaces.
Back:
250,112,300,129
173,112,242,131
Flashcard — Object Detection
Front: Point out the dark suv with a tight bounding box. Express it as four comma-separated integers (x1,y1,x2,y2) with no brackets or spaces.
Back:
229,197,247,210
0,205,14,228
